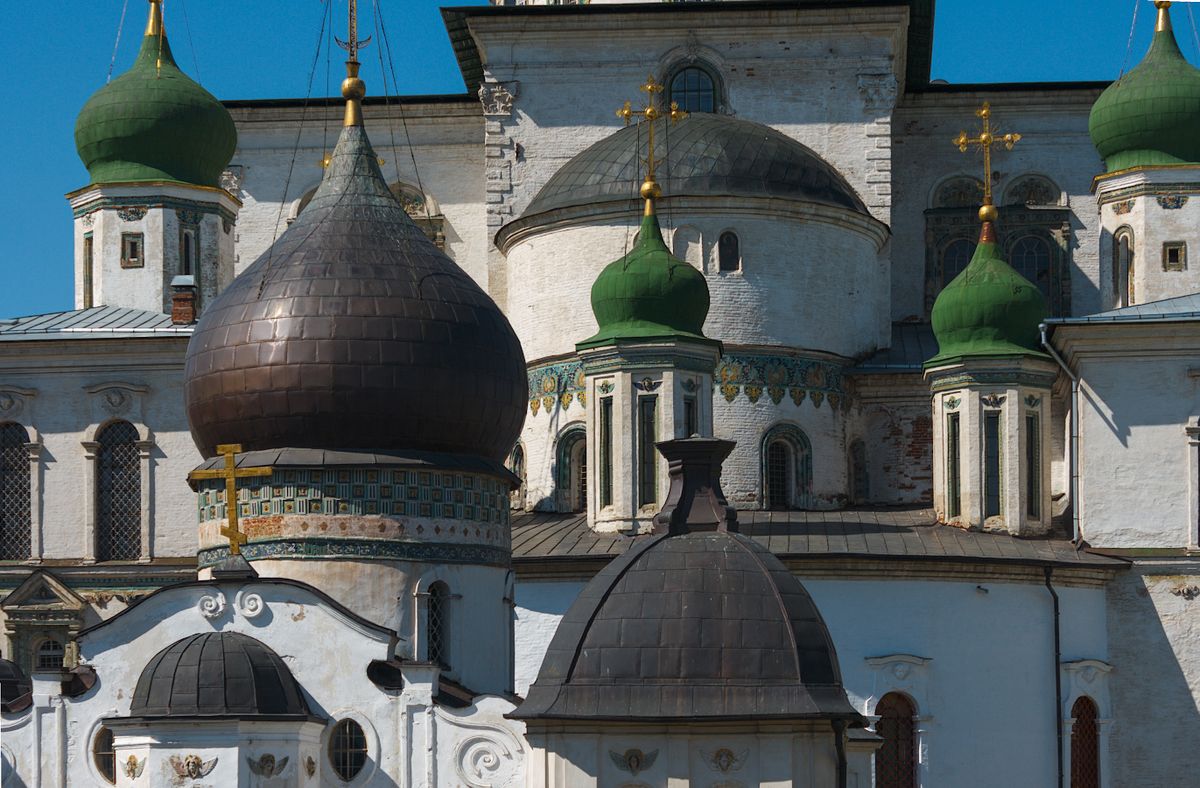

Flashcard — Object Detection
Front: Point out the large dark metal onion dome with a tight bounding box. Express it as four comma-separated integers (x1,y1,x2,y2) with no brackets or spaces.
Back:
1089,1,1200,172
926,221,1048,367
513,438,860,723
577,209,712,349
74,1,236,188
129,632,315,719
184,117,526,461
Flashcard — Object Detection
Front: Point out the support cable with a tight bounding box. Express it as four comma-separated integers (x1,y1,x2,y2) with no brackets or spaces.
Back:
107,0,131,83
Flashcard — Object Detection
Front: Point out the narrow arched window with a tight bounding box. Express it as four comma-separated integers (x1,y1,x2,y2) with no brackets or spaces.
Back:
761,424,813,510
507,445,525,511
1010,235,1053,299
1113,229,1133,308
93,725,116,784
96,421,141,562
875,692,917,788
1071,696,1101,788
179,227,197,276
556,427,587,513
0,422,31,561
329,719,368,782
766,441,792,510
35,638,64,672
718,231,740,272
668,66,717,113
427,582,450,668
941,238,975,288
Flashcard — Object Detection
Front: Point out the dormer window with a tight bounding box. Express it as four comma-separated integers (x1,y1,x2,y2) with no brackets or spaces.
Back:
121,233,143,269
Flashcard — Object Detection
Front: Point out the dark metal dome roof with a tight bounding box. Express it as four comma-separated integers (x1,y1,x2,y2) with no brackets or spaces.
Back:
130,632,314,719
512,529,859,722
0,657,32,712
184,123,527,461
520,113,868,219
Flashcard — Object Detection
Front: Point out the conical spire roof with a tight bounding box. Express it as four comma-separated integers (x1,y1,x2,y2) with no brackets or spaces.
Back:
184,118,526,461
74,0,236,187
1090,1,1200,171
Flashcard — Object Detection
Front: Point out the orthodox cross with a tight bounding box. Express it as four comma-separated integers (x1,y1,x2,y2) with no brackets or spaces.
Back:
187,444,272,555
616,76,688,202
335,0,372,64
953,102,1021,218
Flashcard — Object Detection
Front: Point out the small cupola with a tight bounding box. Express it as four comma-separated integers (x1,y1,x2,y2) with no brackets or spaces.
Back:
1089,1,1200,172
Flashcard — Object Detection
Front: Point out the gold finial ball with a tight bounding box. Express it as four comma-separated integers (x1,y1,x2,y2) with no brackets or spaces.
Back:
342,77,367,101
640,180,662,201
979,204,999,223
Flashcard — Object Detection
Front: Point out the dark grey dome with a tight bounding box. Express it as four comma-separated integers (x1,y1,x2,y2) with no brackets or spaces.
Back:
185,123,527,462
512,529,859,722
520,113,868,219
130,632,314,719
0,657,31,712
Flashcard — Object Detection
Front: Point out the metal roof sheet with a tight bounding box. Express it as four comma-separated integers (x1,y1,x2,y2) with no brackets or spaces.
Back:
852,322,937,372
0,306,190,341
1045,293,1200,326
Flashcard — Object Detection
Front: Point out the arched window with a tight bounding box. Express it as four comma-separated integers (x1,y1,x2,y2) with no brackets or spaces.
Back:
329,719,368,782
179,226,197,276
427,581,450,668
875,692,917,788
718,231,740,272
507,444,525,511
671,225,703,268
667,65,718,113
1071,696,1101,788
941,238,975,288
761,424,813,510
556,427,587,513
1009,235,1053,299
0,422,31,561
96,421,141,562
1004,175,1060,207
93,725,116,784
932,176,985,209
1113,228,1133,308
35,638,64,672
849,439,869,504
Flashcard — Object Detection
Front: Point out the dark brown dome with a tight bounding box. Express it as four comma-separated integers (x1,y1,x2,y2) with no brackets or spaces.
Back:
184,124,526,460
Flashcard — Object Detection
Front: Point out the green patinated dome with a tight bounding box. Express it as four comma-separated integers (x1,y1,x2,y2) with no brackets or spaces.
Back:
578,212,712,349
926,230,1048,367
75,20,236,188
1089,5,1200,172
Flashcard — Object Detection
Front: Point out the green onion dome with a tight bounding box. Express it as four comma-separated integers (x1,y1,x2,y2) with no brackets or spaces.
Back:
1089,2,1200,172
927,224,1048,367
577,210,712,349
74,3,236,188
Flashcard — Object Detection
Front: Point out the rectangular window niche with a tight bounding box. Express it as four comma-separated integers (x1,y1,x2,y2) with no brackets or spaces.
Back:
946,412,961,519
638,396,658,507
984,410,1002,518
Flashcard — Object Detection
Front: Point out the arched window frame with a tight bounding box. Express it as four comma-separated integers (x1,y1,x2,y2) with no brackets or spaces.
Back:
865,654,933,788
1069,696,1101,788
1002,174,1062,208
507,443,526,511
760,423,813,510
413,569,460,677
874,692,918,788
939,237,976,289
717,229,741,273
554,424,587,513
0,421,34,561
1006,233,1054,301
82,418,152,564
33,636,64,672
664,59,725,114
1113,226,1134,308
1061,659,1113,787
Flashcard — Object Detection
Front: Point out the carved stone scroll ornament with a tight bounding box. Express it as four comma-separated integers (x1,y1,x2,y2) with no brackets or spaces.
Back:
479,81,519,116
455,734,521,788
235,590,265,619
197,592,227,620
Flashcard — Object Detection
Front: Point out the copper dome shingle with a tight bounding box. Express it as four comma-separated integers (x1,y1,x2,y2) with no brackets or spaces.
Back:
184,124,526,461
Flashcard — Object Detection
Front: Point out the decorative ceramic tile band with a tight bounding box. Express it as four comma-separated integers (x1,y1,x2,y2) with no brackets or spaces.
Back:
195,467,510,527
716,353,847,409
199,538,510,569
527,359,587,416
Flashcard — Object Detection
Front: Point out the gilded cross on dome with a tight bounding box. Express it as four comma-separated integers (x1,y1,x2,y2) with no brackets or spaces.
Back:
953,102,1021,224
188,444,272,555
616,75,688,213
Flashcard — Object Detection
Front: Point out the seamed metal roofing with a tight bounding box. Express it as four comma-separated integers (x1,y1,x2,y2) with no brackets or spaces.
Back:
1044,292,1200,326
0,306,191,341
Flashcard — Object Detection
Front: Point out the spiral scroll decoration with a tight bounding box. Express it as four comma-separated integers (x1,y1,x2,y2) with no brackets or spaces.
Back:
197,592,227,620
455,735,517,788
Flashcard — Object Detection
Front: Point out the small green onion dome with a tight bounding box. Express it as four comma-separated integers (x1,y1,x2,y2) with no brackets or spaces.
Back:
1089,3,1200,172
926,226,1048,367
74,7,236,188
577,211,712,349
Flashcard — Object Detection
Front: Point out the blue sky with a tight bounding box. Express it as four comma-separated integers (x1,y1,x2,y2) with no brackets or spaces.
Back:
0,0,1191,318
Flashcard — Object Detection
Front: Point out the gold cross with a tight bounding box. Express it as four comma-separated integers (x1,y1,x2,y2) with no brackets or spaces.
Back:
188,444,272,555
616,75,688,206
953,102,1021,216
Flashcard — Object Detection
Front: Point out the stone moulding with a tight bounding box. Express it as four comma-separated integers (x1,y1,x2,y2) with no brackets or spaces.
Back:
197,538,510,569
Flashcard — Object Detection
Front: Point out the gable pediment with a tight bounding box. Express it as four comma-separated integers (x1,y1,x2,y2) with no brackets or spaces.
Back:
1,571,86,613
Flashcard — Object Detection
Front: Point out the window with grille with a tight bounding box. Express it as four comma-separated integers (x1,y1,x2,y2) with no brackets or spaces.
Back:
507,445,525,510
875,693,917,788
427,582,450,668
93,725,116,784
572,440,588,513
1113,229,1133,307
599,397,613,507
767,440,792,510
1071,696,1101,788
667,65,717,113
718,231,740,272
97,421,141,561
120,233,143,269
683,396,698,437
35,638,64,672
942,238,976,288
984,410,1002,518
1026,412,1041,518
946,412,961,518
180,227,198,276
1163,241,1188,272
1010,235,1053,298
329,718,368,782
0,422,31,560
83,234,95,309
638,397,658,506
556,428,587,514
